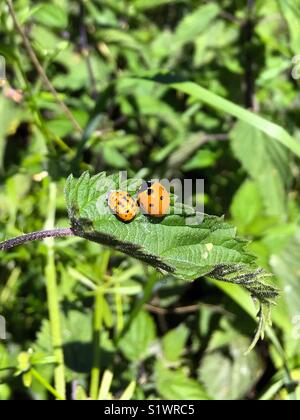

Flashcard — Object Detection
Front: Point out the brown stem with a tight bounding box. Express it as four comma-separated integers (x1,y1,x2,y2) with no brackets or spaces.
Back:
0,228,74,251
6,0,83,134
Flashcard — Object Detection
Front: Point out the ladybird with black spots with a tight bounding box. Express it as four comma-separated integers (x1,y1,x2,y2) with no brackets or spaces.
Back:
108,191,138,222
138,182,170,217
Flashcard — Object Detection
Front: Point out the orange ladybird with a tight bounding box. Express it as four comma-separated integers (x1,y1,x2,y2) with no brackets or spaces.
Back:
108,191,138,222
138,182,170,217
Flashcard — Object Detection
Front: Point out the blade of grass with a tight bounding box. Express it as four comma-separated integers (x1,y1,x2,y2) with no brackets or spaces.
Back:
6,0,83,134
68,267,97,290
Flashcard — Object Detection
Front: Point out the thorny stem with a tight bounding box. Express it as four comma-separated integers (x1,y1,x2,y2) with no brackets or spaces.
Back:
6,0,83,134
0,229,74,251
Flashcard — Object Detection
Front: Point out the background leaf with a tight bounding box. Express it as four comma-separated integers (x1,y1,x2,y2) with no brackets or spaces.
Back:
230,121,291,218
162,324,189,363
1,0,299,401
65,172,258,280
155,361,210,400
199,336,263,400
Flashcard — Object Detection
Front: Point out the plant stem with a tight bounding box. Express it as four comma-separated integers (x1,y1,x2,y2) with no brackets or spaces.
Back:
6,0,83,134
44,183,66,399
90,249,111,400
31,368,65,401
116,270,158,344
0,229,74,251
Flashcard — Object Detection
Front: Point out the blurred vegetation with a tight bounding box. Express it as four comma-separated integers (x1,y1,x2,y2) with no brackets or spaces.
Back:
1,0,300,400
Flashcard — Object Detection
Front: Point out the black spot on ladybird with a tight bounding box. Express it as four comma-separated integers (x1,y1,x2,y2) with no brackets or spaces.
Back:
147,188,154,195
160,196,164,200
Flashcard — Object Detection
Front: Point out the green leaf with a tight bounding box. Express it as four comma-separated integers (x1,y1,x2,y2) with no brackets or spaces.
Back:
18,5,44,24
183,149,220,171
270,229,300,320
230,180,263,230
230,122,290,182
0,384,11,400
119,311,156,362
46,117,73,138
162,324,189,363
102,147,129,169
96,28,148,65
35,309,115,377
133,0,185,10
155,361,211,400
199,336,263,400
230,121,290,217
31,25,61,53
135,95,185,135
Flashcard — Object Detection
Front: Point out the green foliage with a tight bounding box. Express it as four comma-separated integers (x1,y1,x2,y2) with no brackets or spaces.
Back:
65,171,279,349
230,122,290,218
155,362,210,400
162,324,189,363
119,311,156,362
1,0,300,401
271,230,300,319
136,75,300,158
199,336,263,400
65,172,256,279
